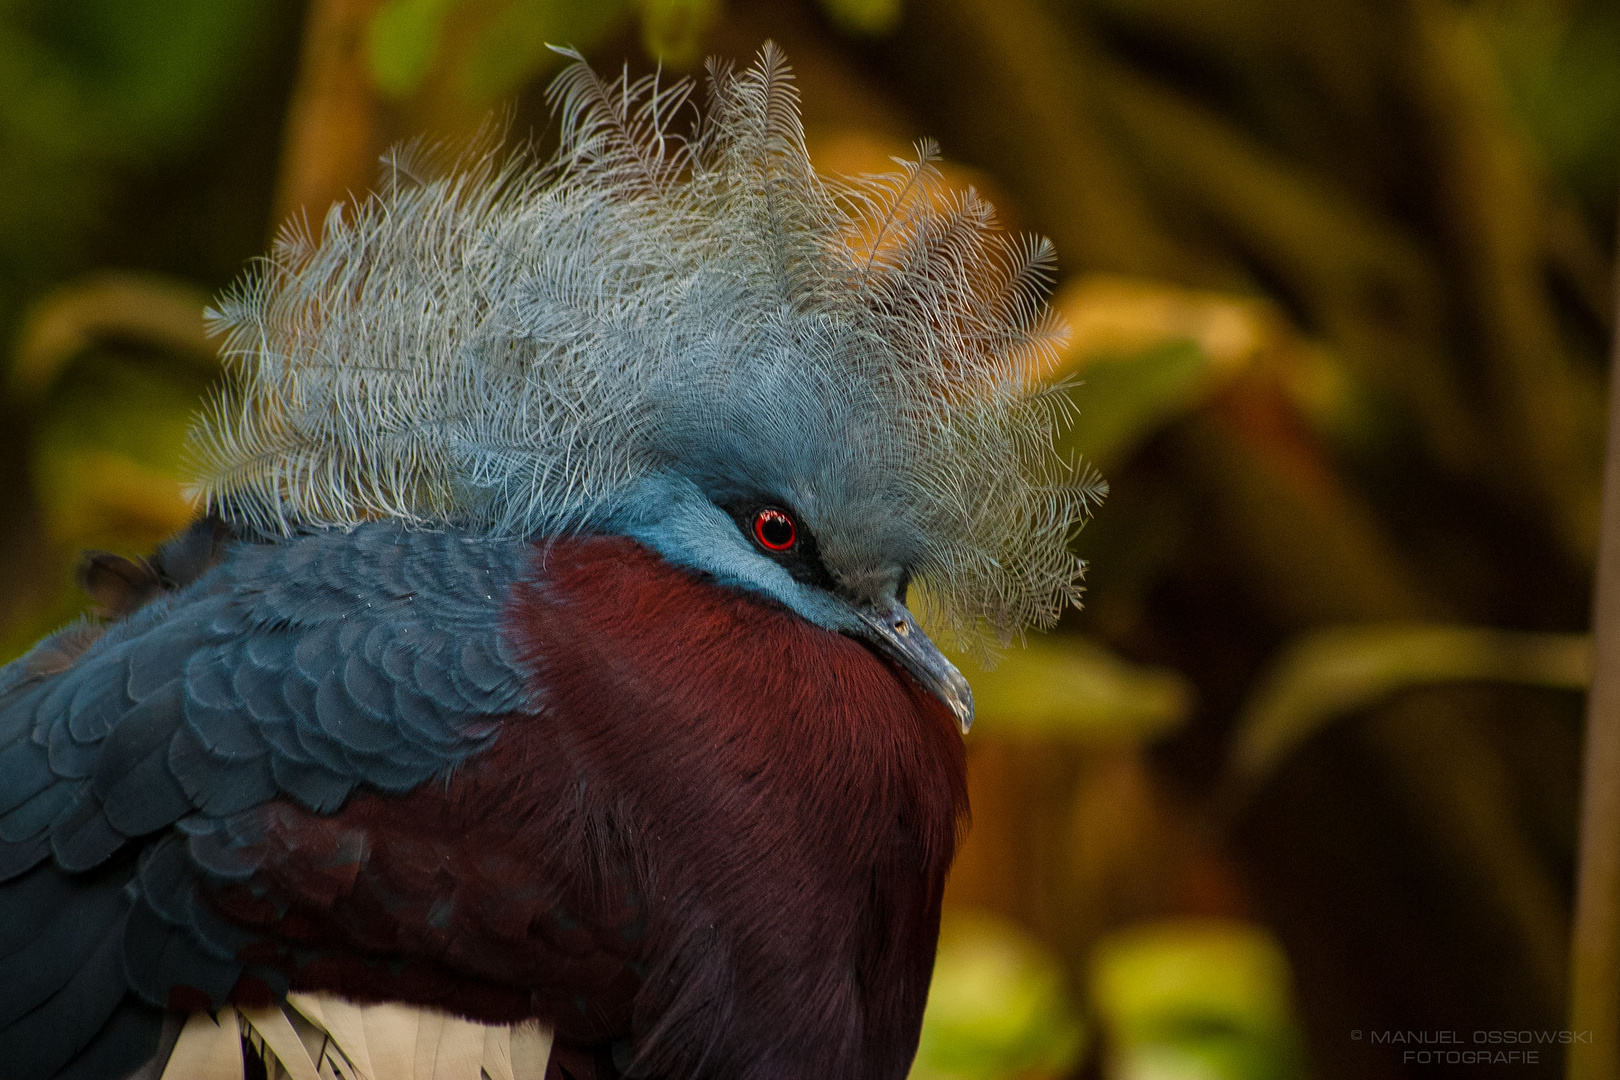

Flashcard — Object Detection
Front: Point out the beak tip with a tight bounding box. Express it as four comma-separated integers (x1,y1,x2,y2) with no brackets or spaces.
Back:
950,682,974,735
853,600,975,737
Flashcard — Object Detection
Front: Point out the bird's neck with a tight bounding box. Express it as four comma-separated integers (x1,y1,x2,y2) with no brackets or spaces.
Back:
504,534,969,1077
508,534,969,870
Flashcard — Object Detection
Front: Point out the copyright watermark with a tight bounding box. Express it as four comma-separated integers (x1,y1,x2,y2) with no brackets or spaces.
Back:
1348,1029,1592,1066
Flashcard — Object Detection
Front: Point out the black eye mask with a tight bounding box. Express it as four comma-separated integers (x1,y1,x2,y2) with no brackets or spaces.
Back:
725,501,839,592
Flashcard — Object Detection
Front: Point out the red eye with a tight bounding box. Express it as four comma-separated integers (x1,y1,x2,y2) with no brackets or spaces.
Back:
752,508,797,552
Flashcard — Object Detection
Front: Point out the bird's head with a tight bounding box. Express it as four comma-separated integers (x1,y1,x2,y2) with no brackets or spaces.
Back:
611,354,979,728
190,45,1105,731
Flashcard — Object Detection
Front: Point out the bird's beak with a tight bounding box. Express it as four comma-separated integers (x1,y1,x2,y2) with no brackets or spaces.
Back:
853,600,974,733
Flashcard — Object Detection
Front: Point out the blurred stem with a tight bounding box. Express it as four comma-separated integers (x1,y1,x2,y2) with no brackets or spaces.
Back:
273,0,390,233
11,274,214,400
1094,54,1484,485
897,0,1212,282
1567,205,1620,1080
1410,0,1603,564
1193,374,1570,1011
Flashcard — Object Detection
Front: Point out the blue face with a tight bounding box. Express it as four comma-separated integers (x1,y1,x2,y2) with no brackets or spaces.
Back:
607,472,974,732
610,472,877,637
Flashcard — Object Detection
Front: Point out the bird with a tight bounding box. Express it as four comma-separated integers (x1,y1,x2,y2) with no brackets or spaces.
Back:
0,43,1101,1080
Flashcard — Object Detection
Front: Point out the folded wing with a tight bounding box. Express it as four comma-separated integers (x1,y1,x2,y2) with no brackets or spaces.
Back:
0,523,534,1080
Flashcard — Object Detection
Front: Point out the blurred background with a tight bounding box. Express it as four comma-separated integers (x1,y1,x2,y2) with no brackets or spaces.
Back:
1,0,1615,1076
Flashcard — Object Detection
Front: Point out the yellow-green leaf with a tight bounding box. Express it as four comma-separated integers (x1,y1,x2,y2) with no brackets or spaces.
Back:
912,910,1086,1080
1225,623,1591,799
1090,920,1304,1080
819,0,903,38
366,0,461,99
637,0,720,68
954,635,1193,744
457,0,629,105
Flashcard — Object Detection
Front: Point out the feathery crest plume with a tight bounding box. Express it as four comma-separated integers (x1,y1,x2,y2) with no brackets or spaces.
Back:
189,43,1105,639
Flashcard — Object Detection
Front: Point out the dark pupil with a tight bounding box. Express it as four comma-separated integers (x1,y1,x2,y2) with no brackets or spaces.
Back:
760,515,794,547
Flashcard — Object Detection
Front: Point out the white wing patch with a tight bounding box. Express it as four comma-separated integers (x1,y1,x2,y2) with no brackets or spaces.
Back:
158,996,553,1080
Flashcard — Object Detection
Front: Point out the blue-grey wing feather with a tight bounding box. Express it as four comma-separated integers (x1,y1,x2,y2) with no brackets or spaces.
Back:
0,521,536,1079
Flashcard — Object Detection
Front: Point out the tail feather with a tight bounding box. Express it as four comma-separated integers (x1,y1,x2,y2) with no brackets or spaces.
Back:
144,998,553,1080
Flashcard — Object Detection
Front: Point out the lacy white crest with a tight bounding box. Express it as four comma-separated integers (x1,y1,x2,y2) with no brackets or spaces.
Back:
189,43,1105,638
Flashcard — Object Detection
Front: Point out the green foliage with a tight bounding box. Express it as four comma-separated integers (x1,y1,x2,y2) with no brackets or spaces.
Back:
1,339,212,662
460,0,629,104
1484,0,1620,222
1090,921,1304,1080
364,0,732,105
912,911,1087,1080
1061,340,1209,473
637,0,721,67
0,270,218,663
0,2,284,659
3,0,279,151
0,1,279,280
1225,624,1592,801
957,634,1192,743
367,0,462,98
819,0,904,38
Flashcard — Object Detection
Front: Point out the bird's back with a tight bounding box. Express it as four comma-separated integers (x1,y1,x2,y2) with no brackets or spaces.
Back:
0,523,533,1078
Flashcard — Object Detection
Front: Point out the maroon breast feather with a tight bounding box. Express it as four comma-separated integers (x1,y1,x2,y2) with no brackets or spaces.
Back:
212,535,968,1080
